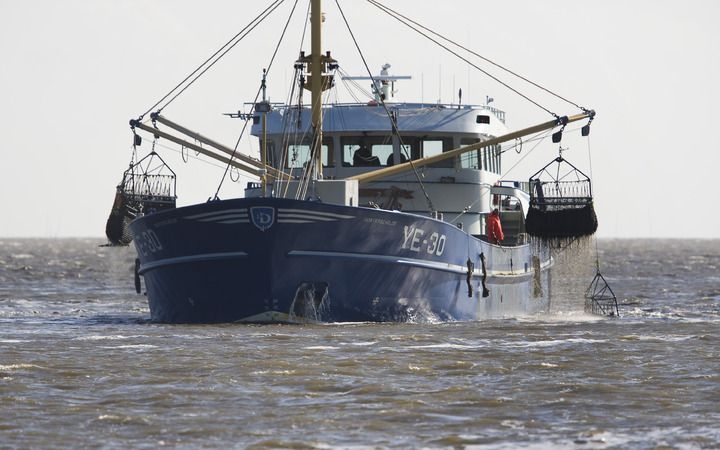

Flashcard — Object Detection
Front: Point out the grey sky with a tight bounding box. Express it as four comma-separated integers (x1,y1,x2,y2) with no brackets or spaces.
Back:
1,0,718,238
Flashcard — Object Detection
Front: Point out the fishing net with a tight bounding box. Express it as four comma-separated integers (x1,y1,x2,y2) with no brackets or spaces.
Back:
105,152,176,245
585,269,619,316
525,156,597,243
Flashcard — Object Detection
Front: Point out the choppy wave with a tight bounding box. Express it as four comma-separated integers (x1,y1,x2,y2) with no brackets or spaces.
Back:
0,238,718,449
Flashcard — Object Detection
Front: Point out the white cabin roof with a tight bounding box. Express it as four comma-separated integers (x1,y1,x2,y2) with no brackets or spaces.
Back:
250,103,508,138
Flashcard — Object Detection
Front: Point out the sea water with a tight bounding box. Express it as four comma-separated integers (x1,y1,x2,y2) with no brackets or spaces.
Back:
1,238,718,449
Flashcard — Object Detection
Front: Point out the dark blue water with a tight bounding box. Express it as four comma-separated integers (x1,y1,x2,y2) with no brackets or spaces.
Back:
1,238,718,449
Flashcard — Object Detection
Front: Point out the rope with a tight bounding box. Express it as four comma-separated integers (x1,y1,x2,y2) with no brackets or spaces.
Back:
586,133,601,271
153,139,230,171
337,67,374,100
448,183,493,223
277,68,301,192
277,2,311,198
158,2,287,114
337,67,372,102
499,128,554,180
447,128,554,223
367,0,558,118
334,0,436,213
214,0,302,198
368,0,586,112
297,86,334,200
137,0,286,120
299,0,311,52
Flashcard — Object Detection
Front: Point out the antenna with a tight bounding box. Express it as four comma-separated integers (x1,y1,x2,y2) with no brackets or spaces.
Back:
342,64,411,101
438,64,441,104
452,74,456,106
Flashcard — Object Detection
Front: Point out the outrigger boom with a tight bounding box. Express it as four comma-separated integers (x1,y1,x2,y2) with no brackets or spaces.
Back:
348,111,595,184
131,110,594,186
129,117,289,180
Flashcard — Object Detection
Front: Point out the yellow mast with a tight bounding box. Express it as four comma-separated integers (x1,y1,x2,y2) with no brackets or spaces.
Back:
310,0,323,179
299,0,335,180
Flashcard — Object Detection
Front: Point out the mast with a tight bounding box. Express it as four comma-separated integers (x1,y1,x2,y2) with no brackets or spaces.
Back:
297,0,335,181
259,69,270,196
310,0,323,179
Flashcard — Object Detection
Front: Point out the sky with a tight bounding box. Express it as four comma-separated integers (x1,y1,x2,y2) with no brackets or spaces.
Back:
1,0,718,238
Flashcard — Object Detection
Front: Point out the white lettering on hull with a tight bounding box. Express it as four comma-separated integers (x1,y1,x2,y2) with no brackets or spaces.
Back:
401,226,446,257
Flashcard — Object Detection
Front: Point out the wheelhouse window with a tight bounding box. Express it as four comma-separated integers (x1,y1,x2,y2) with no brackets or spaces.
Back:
455,141,501,173
392,144,412,165
339,136,456,168
480,144,501,174
459,138,480,169
423,137,454,168
286,140,333,169
341,137,394,167
259,140,277,167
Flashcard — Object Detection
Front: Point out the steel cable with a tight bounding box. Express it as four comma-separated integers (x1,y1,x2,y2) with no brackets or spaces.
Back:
137,0,286,120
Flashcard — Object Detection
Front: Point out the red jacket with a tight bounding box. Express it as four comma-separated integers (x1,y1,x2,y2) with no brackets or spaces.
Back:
486,212,504,244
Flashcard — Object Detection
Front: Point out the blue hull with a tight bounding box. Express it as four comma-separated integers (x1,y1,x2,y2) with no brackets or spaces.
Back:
130,198,551,323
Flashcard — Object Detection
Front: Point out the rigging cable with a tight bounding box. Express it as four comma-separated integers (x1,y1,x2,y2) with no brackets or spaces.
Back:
291,0,320,199
367,0,586,112
297,84,335,200
278,4,311,197
584,131,619,316
337,67,374,101
586,133,601,268
299,0,311,53
277,68,302,195
214,0,302,198
366,0,558,118
449,128,553,223
499,128,554,180
334,0,436,213
151,139,231,171
278,1,311,197
157,1,287,114
137,0,286,120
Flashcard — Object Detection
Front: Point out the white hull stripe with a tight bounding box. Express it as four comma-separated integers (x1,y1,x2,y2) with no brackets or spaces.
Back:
197,214,249,222
138,250,547,279
138,251,248,274
287,250,547,279
279,213,337,221
186,208,353,224
278,208,355,219
215,219,250,224
288,250,476,275
185,208,249,219
192,216,338,224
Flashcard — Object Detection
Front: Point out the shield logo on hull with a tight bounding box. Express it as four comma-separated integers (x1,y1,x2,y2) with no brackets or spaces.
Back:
250,207,275,231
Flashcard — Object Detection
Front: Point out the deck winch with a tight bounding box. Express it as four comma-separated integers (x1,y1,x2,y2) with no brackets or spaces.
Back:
105,151,176,245
525,155,597,240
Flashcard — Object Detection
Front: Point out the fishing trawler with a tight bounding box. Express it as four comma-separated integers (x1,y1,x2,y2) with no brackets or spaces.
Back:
109,0,609,323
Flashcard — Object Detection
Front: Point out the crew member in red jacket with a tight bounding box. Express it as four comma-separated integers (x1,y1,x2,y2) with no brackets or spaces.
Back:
486,208,504,244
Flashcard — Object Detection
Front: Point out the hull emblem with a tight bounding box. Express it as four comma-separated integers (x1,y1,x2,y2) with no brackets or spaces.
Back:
250,207,275,231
